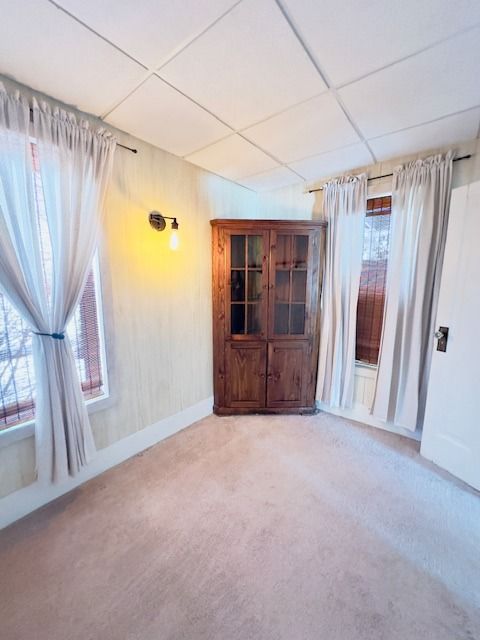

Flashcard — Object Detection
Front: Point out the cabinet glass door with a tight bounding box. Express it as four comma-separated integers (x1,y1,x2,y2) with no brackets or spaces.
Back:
228,232,268,338
269,232,311,338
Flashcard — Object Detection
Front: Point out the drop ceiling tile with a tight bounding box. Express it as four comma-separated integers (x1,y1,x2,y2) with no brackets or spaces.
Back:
289,144,373,182
339,28,480,140
283,0,480,86
55,0,238,69
369,109,480,161
185,135,278,180
0,0,146,116
159,0,326,130
106,76,231,157
242,93,360,163
239,167,303,191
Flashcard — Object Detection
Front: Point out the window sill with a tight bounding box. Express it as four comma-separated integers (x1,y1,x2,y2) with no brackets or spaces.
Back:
355,361,378,370
0,392,111,448
354,361,378,380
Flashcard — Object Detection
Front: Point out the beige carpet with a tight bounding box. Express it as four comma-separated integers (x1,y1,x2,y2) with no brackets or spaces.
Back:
1,412,479,640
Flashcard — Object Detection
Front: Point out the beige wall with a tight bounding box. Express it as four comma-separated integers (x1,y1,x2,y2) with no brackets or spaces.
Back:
0,77,260,498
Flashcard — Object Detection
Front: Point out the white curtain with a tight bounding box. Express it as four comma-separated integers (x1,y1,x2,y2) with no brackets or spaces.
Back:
316,174,367,408
372,152,453,431
0,83,116,482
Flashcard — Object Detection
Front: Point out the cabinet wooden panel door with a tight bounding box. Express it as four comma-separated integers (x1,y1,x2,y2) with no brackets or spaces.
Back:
267,341,309,408
225,342,267,408
211,219,325,415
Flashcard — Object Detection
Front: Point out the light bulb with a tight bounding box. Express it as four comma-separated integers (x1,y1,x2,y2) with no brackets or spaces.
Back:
169,228,179,250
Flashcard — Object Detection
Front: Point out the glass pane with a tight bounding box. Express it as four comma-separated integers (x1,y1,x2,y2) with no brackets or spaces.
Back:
247,236,262,268
293,235,308,268
291,304,306,334
231,235,245,268
275,271,290,302
231,270,245,302
274,303,289,334
292,270,307,302
247,270,262,301
247,304,261,334
275,235,291,268
231,304,245,334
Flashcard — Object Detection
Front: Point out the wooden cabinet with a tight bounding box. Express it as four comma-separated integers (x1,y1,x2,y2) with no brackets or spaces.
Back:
211,219,326,415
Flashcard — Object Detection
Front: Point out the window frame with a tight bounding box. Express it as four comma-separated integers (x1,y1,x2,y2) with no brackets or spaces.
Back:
0,252,110,448
355,190,392,369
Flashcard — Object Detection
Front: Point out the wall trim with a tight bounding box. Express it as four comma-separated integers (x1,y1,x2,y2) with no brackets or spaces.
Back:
317,401,421,442
0,396,214,530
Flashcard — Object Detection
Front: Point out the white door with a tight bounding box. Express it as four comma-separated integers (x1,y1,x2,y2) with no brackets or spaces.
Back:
421,181,480,490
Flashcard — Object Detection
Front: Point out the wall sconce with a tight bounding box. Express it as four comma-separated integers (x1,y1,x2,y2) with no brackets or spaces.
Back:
149,211,180,250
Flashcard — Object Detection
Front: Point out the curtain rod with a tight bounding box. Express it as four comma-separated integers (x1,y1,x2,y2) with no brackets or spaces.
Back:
117,142,138,154
308,154,472,193
27,108,138,154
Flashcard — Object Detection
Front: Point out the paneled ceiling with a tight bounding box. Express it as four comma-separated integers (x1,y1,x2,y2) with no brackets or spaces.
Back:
1,0,479,191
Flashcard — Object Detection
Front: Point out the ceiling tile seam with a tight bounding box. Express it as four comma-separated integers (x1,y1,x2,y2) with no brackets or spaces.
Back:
273,0,376,164
334,22,480,91
184,92,342,159
100,70,155,120
280,135,375,166
47,0,246,124
47,0,149,71
237,90,329,133
286,166,307,180
154,0,244,72
153,73,236,133
184,157,257,192
235,132,294,168
331,91,377,162
182,132,239,159
48,0,244,75
284,140,372,166
184,88,332,157
273,0,332,86
365,104,480,143
186,124,308,178
241,164,306,181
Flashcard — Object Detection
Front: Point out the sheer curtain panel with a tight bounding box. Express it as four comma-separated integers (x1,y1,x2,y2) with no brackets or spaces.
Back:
0,83,115,482
316,174,367,408
372,152,453,432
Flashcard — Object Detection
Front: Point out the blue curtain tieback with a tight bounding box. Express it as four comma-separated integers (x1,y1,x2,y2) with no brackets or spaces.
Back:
33,331,65,340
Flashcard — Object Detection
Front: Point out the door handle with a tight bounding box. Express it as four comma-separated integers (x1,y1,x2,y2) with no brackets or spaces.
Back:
435,326,449,352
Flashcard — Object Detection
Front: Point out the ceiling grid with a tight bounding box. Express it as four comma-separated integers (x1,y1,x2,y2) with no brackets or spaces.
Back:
0,0,478,191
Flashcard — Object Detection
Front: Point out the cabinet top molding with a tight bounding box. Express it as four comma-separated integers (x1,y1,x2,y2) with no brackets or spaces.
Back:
210,218,327,228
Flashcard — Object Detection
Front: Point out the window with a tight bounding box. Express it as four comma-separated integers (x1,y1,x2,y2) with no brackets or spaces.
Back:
356,196,392,365
0,144,107,431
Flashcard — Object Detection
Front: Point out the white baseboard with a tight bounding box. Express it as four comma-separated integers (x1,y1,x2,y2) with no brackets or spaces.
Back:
317,401,421,442
0,396,214,530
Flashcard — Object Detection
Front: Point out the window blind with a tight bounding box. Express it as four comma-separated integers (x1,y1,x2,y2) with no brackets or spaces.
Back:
356,196,392,365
